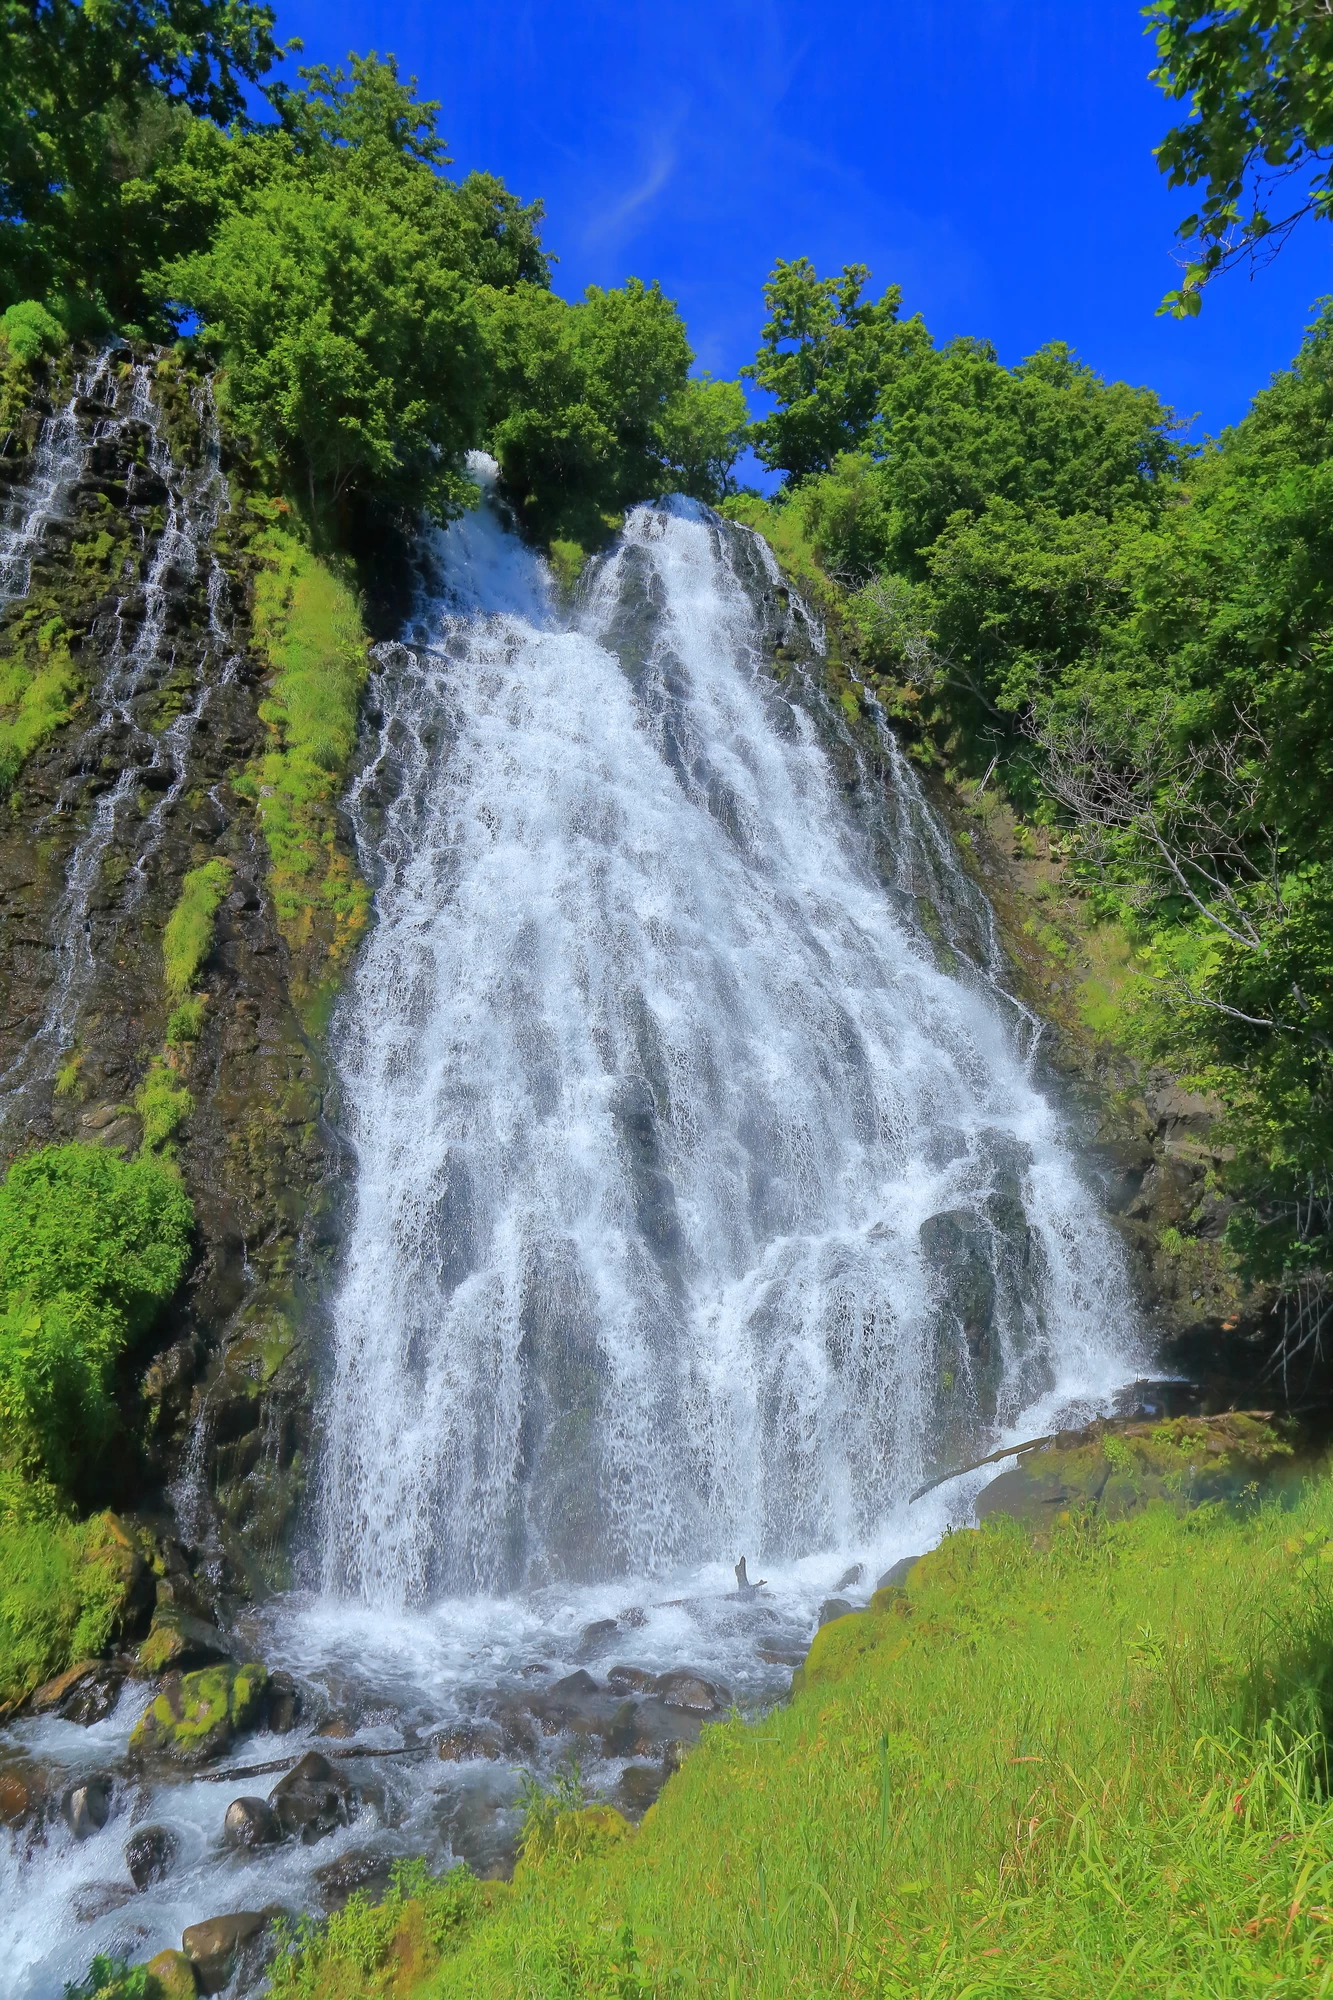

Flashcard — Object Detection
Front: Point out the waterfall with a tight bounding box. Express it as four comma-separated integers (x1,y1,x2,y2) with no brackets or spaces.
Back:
320,470,1139,1607
0,350,117,609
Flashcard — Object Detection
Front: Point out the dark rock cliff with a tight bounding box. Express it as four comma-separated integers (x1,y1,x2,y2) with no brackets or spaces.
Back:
0,346,353,1600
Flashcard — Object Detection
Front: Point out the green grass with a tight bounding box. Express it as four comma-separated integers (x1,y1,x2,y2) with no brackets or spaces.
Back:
162,857,231,1000
237,522,371,1011
0,614,82,795
134,1056,193,1152
269,1861,486,2000
265,1481,1333,1999
719,492,833,608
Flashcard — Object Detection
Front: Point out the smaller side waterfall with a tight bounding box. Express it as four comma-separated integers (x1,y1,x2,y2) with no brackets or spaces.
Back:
0,359,238,1113
319,475,1141,1607
0,350,118,608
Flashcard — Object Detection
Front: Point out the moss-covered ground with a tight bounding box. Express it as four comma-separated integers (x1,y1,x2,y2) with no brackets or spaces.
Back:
236,516,371,1021
260,1474,1333,1999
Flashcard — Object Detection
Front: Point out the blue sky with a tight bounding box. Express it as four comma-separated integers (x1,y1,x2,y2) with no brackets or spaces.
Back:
265,0,1327,453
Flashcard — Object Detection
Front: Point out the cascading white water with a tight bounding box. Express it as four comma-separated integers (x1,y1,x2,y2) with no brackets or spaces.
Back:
321,469,1140,1607
0,351,117,608
0,361,234,1109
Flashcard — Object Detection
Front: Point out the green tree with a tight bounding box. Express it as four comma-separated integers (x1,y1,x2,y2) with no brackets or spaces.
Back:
480,276,693,542
782,336,1180,588
745,258,923,483
158,57,544,531
1148,1,1333,313
164,173,487,528
659,375,750,503
0,0,280,318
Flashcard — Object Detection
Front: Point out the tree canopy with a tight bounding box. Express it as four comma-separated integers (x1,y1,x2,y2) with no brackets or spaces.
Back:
0,0,280,317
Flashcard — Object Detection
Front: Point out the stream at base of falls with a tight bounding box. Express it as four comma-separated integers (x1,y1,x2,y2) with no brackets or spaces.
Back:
0,465,1144,1995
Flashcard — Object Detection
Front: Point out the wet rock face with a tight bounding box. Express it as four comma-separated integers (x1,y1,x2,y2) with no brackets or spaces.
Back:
0,349,343,1575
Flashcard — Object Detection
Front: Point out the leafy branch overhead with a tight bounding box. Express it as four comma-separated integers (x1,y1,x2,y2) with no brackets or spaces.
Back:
1148,0,1333,312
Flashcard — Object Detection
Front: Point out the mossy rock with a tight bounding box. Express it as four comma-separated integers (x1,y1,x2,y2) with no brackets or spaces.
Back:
800,1588,915,1693
143,1950,198,2000
129,1660,267,1766
975,1412,1292,1534
136,1607,231,1674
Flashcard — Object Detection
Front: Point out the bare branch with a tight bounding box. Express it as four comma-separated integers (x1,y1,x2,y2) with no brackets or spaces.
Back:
1032,703,1284,953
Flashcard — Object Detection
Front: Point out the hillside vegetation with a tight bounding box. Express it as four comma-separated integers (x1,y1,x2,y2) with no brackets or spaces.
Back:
261,1465,1333,1998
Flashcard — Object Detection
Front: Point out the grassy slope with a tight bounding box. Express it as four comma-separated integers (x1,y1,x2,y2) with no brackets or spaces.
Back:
271,1479,1333,1999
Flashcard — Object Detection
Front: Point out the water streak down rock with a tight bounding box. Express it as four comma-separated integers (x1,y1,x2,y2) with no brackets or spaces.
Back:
320,474,1140,1605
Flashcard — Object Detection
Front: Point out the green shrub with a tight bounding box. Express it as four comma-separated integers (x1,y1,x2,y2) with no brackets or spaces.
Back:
161,858,231,1000
0,1145,192,1488
0,1501,143,1708
268,1859,482,2000
0,300,66,365
165,997,206,1045
133,1060,193,1152
61,1954,155,2000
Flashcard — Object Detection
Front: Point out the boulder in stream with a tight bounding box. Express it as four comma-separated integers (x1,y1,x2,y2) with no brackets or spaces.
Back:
61,1772,113,1839
222,1796,283,1849
574,1618,620,1660
315,1846,397,1910
183,1907,281,1995
267,1750,355,1843
0,1759,50,1830
262,1670,305,1733
125,1822,178,1887
550,1668,599,1698
137,1607,233,1674
129,1661,267,1767
617,1762,666,1814
28,1660,124,1724
653,1669,729,1711
144,1951,196,2000
433,1719,505,1762
876,1555,922,1589
606,1664,656,1693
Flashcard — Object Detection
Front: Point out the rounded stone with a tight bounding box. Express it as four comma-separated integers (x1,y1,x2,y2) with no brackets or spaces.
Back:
125,1822,178,1888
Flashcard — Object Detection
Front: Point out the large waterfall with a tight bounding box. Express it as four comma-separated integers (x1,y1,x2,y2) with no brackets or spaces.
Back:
319,466,1138,1607
0,459,1144,1998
